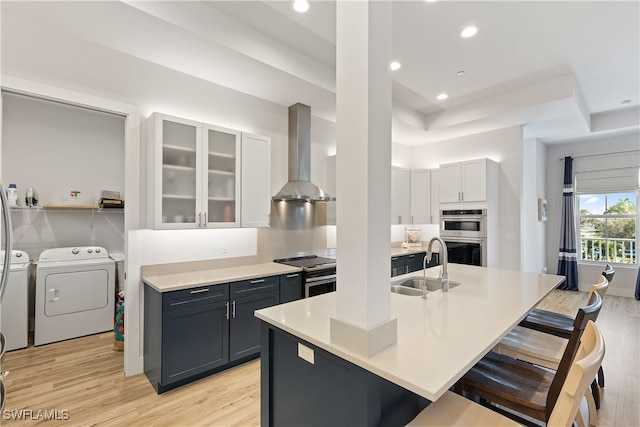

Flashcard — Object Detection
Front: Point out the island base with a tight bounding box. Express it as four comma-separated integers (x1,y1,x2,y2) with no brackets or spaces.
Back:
260,322,429,426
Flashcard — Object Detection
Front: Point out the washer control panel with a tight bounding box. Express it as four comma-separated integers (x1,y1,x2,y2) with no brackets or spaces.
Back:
39,247,110,262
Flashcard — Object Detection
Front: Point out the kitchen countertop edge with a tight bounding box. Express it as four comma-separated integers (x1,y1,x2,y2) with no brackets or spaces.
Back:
143,262,303,292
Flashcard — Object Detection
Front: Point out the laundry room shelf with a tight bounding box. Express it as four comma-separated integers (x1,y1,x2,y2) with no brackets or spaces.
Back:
44,204,100,209
41,205,124,213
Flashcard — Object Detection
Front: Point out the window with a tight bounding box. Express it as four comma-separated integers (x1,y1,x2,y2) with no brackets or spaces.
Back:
578,192,638,264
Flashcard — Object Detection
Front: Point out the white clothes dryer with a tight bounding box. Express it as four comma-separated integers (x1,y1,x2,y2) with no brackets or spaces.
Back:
34,247,115,346
0,250,30,351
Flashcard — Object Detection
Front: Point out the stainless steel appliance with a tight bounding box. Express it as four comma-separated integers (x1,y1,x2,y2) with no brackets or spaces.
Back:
440,209,487,267
272,103,335,202
274,255,336,298
0,183,14,413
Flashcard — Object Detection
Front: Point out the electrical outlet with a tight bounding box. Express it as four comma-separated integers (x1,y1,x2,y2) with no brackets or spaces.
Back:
298,343,315,364
222,242,229,254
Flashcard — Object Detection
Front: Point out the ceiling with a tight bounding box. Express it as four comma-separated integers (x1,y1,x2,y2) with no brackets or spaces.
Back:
2,0,639,146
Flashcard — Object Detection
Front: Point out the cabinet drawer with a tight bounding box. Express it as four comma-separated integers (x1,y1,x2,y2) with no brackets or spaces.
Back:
163,283,229,312
405,252,427,273
231,276,279,298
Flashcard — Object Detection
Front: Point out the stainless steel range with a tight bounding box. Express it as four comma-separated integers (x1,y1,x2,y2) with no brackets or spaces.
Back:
274,255,336,298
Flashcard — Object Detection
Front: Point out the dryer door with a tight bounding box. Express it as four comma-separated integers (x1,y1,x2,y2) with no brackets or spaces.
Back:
44,270,109,316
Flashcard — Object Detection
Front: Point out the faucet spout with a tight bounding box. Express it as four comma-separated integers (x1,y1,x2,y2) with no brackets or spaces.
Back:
424,237,449,296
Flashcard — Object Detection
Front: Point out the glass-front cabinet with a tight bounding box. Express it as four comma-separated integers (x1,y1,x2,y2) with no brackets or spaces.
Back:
204,124,241,226
148,113,241,229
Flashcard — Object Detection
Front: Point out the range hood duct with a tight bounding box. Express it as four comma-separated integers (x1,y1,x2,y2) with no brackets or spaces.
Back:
273,103,335,202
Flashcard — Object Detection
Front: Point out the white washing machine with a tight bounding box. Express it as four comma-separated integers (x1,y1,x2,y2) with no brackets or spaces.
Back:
0,250,30,351
34,247,115,346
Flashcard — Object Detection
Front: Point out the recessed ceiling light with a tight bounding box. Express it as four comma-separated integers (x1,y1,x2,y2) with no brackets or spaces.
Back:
621,99,632,105
437,93,449,101
460,26,478,38
390,61,402,71
292,0,310,13
456,70,466,76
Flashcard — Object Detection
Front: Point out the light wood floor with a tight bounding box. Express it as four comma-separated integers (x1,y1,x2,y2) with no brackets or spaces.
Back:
2,291,639,426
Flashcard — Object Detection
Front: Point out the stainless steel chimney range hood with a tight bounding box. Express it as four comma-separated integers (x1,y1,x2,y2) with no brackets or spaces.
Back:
273,103,335,202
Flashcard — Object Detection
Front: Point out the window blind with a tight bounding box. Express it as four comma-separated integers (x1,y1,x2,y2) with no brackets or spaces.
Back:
575,167,640,193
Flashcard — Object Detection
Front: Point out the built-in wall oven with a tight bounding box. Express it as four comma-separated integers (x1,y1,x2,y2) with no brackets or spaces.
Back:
440,209,487,267
274,256,336,298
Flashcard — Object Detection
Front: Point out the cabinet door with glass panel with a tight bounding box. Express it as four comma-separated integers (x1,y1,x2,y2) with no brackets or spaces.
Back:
203,124,241,227
148,113,202,229
148,113,240,229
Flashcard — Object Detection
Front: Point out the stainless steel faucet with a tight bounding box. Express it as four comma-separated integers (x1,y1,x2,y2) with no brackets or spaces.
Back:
423,237,449,298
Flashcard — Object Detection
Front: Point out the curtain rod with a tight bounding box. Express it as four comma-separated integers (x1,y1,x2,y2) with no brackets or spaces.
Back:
559,149,640,161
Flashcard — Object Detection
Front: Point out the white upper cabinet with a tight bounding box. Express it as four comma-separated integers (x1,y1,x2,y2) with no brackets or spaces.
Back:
241,132,271,228
147,112,270,229
203,124,241,227
391,167,411,225
430,168,441,224
410,169,431,224
440,158,495,205
148,113,202,229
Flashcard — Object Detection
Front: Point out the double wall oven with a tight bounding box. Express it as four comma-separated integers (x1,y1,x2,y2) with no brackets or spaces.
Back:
274,256,336,298
440,209,487,267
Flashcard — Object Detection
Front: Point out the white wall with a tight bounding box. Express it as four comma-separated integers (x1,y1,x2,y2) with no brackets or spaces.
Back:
545,131,640,297
521,137,547,273
410,126,524,270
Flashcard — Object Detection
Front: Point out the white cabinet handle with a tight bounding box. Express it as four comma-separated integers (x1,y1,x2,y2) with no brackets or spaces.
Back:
225,302,230,320
190,288,209,294
251,279,265,284
232,300,236,318
286,274,300,278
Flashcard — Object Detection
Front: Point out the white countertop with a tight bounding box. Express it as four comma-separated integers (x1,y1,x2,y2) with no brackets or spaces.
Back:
255,264,564,401
143,262,303,292
390,246,430,256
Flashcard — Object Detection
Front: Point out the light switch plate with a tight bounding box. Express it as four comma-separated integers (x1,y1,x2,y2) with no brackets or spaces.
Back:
298,343,315,364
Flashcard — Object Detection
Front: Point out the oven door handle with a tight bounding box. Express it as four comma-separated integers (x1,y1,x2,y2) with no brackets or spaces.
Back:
305,274,337,283
442,237,484,244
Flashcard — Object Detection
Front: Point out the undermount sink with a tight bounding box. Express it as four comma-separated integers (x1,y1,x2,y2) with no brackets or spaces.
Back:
390,285,423,296
390,277,461,296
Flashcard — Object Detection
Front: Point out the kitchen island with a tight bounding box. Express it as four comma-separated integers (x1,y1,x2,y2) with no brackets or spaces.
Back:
255,264,565,426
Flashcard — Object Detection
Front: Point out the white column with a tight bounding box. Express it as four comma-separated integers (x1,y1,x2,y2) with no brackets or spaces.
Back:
330,0,396,357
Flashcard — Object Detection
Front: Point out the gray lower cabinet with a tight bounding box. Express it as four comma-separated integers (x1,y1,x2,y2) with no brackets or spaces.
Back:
279,273,303,303
144,275,281,394
391,252,439,277
229,276,279,362
391,256,406,277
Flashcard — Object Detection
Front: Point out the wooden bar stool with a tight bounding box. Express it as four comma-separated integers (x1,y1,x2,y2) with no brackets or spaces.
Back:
407,321,605,427
493,276,608,426
457,293,602,426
